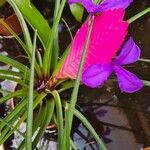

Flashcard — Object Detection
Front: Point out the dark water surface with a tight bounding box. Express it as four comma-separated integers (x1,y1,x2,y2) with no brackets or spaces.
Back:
0,0,150,149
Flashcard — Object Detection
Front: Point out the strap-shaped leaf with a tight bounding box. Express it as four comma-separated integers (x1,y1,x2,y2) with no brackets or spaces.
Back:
7,0,51,48
0,54,30,76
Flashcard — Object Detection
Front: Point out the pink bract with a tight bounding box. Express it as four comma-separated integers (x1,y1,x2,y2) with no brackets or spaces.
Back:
56,9,128,79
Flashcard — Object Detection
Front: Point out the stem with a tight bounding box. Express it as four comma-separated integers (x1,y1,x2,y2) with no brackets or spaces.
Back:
74,109,107,150
26,30,37,150
139,58,150,63
142,80,150,87
62,16,95,150
68,15,94,127
42,0,66,76
128,7,150,24
52,90,63,149
53,0,61,69
68,15,94,129
62,18,73,40
53,0,60,20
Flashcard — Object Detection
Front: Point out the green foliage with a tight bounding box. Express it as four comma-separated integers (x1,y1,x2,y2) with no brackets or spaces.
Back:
0,0,149,149
70,3,84,22
7,0,51,48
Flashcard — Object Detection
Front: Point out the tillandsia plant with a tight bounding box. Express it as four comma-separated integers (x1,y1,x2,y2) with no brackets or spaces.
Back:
0,0,150,150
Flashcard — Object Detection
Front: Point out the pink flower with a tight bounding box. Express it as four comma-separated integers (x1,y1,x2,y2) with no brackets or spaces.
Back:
56,9,128,79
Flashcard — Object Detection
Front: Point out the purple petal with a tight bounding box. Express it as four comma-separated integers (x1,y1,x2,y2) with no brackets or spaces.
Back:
100,0,133,12
82,64,113,88
114,66,143,93
82,0,101,14
68,0,132,14
69,0,102,14
114,37,141,65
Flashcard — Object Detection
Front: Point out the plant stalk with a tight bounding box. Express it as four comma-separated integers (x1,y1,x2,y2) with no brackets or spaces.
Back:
26,30,37,150
128,7,150,23
62,16,95,150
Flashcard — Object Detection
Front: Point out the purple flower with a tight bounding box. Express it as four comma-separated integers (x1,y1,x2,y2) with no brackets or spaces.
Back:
82,38,144,93
68,0,133,14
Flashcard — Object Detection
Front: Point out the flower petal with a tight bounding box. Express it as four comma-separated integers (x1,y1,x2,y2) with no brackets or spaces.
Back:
68,0,132,14
82,64,113,88
69,0,101,14
114,37,141,65
100,0,133,12
56,9,128,79
81,0,102,14
114,65,143,93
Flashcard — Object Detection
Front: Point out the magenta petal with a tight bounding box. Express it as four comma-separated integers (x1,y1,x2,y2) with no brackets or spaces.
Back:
82,64,113,88
114,66,143,93
100,0,133,12
56,10,128,79
114,37,141,65
85,9,128,66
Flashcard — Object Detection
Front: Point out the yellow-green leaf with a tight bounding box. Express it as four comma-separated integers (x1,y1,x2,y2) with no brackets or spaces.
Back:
70,3,84,22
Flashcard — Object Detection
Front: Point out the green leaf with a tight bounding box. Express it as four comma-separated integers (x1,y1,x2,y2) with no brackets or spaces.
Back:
7,0,51,48
17,103,48,150
74,108,107,150
58,80,75,93
0,93,46,145
52,0,61,69
0,70,23,78
70,139,78,150
0,89,25,104
0,118,24,138
0,54,30,77
52,90,63,148
26,30,37,150
7,0,42,77
70,3,84,22
0,97,27,130
42,0,66,76
0,75,27,87
32,99,55,149
0,113,27,144
0,98,27,144
52,45,70,77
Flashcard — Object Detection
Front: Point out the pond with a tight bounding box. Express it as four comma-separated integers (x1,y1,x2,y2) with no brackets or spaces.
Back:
0,0,150,149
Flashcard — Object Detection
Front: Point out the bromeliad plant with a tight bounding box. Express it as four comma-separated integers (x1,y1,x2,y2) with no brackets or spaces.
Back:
0,0,150,149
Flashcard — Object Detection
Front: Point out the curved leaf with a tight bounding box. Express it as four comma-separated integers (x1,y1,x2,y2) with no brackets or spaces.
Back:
7,0,51,47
